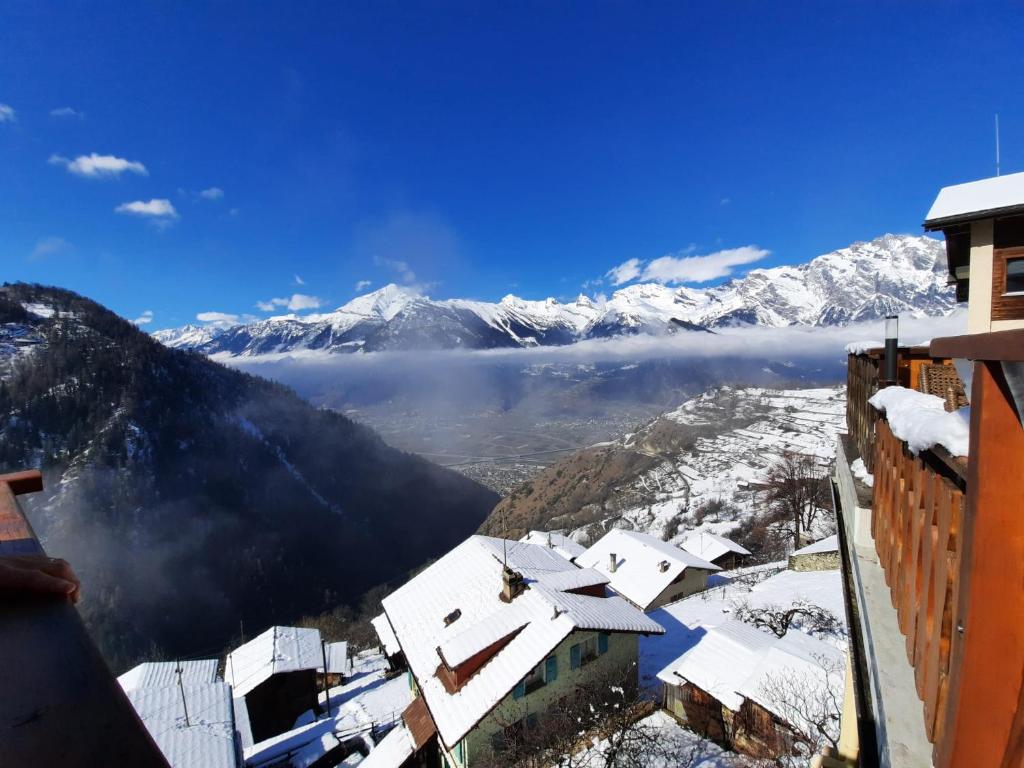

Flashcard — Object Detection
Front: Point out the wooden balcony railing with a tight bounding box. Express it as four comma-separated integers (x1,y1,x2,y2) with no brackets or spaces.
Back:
846,346,957,473
0,470,169,768
870,419,966,752
864,328,1024,768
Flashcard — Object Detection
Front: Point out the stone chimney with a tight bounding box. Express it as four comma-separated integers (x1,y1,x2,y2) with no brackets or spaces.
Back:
500,566,526,603
609,553,617,573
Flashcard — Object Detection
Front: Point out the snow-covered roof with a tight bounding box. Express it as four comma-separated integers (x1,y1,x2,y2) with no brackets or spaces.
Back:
925,170,1024,228
656,619,775,711
372,613,402,657
320,641,350,675
792,534,839,557
126,681,236,768
576,529,720,610
381,535,664,748
657,620,843,737
118,659,219,693
359,723,416,768
680,531,750,564
736,630,844,737
224,625,323,697
520,530,587,561
868,385,970,457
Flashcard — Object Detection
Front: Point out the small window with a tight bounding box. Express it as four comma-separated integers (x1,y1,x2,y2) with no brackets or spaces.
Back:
526,712,539,731
597,633,609,655
523,663,545,694
544,655,558,683
454,740,464,764
1006,258,1024,295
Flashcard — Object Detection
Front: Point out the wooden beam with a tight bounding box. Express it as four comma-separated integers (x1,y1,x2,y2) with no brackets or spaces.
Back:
935,361,1024,767
930,329,1024,362
0,471,43,496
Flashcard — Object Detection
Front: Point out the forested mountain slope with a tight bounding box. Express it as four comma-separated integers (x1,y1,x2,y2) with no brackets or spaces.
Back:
0,283,498,669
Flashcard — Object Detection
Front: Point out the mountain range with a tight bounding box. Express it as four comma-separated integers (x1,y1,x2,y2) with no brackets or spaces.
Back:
0,283,498,669
154,234,955,356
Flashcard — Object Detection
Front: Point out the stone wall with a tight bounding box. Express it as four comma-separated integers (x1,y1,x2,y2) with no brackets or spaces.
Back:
788,551,840,572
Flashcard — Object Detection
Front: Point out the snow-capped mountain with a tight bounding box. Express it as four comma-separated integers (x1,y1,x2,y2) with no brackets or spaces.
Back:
155,234,955,356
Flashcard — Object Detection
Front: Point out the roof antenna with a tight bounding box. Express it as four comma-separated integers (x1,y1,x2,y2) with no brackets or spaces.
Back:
996,113,1001,177
176,660,192,727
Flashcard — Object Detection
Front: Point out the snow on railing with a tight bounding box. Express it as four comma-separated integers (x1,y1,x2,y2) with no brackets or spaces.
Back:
868,386,969,457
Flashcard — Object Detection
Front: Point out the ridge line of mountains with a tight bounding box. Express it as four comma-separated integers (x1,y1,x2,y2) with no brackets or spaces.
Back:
154,234,955,357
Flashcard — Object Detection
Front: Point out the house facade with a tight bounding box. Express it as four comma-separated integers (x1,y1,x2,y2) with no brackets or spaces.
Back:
377,535,664,768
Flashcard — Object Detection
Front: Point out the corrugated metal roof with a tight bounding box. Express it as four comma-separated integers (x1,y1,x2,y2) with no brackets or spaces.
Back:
224,626,322,697
382,535,665,748
576,529,720,609
680,531,751,563
118,659,219,693
126,682,236,768
402,697,437,750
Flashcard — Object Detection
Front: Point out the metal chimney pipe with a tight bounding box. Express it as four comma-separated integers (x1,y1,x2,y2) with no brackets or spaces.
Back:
609,553,617,573
884,315,899,385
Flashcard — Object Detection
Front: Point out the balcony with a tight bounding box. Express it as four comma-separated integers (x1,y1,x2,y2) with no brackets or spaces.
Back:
834,330,1024,768
0,470,170,768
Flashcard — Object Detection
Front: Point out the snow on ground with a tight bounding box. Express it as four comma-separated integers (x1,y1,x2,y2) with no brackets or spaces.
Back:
578,386,846,545
639,564,847,695
572,709,748,767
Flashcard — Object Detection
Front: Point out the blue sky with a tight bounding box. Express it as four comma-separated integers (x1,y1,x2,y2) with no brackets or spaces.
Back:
2,2,1021,330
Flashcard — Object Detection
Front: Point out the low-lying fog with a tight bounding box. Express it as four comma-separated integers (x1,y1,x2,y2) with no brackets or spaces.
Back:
223,311,966,492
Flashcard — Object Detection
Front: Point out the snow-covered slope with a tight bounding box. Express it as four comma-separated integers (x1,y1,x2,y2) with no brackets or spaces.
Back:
155,234,954,356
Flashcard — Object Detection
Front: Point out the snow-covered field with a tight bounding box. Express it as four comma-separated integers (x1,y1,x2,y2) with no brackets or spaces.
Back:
570,386,847,544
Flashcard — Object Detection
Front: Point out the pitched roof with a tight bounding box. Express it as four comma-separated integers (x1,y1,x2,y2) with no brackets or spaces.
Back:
359,722,416,768
126,681,236,768
381,535,663,748
224,625,322,697
118,659,219,693
924,170,1024,228
320,641,350,675
657,621,844,738
520,530,586,561
371,613,402,657
576,529,720,609
656,619,776,711
792,534,839,556
680,531,751,563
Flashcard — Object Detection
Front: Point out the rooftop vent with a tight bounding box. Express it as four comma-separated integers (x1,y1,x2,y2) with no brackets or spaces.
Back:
658,560,670,573
443,608,462,626
500,566,526,603
609,553,618,573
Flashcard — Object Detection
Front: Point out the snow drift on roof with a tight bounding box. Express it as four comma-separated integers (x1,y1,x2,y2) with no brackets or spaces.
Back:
127,682,236,768
792,534,839,556
925,170,1024,225
118,659,219,693
224,625,323,697
868,385,970,457
520,530,587,560
382,535,663,748
372,613,402,657
576,529,720,609
680,531,750,563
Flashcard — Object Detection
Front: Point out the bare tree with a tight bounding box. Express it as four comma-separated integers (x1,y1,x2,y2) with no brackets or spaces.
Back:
751,653,844,765
764,452,832,549
731,599,845,640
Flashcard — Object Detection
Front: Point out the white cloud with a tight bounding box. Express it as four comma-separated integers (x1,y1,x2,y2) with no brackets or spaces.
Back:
196,311,241,328
256,293,323,312
132,310,154,326
354,279,372,292
373,255,416,284
606,258,643,286
641,245,769,284
720,197,731,205
115,199,178,219
0,104,15,122
30,236,72,260
293,274,305,286
51,152,148,178
50,107,84,119
199,186,224,200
